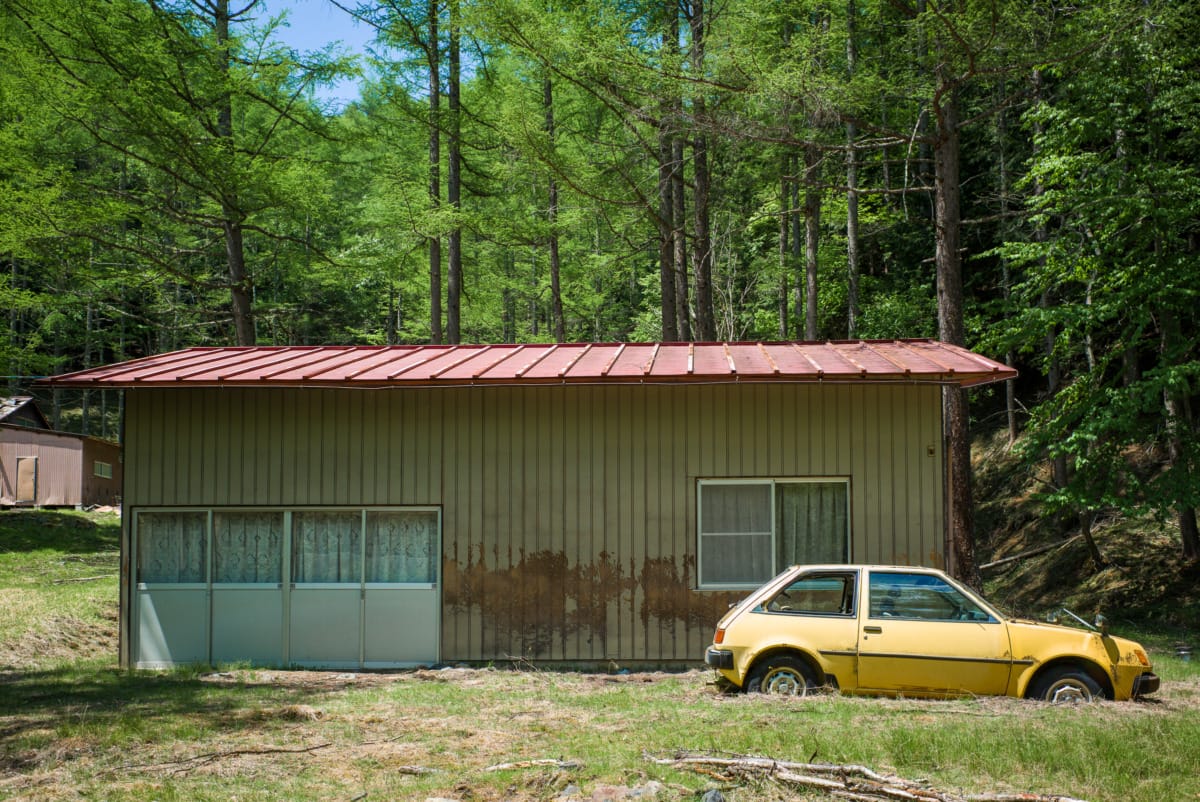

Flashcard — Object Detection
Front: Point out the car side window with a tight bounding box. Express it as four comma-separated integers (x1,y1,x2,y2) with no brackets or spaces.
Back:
765,573,856,616
868,572,993,622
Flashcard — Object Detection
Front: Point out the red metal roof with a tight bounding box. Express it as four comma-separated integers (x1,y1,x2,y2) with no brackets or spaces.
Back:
42,340,1015,389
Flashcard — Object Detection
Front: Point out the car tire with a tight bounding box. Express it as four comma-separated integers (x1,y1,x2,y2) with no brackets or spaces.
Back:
1029,667,1104,703
745,655,817,696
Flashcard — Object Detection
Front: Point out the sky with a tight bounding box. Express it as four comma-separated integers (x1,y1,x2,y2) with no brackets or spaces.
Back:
258,0,375,107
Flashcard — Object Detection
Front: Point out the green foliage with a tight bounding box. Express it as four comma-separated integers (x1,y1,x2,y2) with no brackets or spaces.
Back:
1,0,1197,555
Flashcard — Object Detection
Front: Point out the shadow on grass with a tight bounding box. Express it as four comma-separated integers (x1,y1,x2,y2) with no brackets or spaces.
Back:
0,509,120,554
0,663,343,743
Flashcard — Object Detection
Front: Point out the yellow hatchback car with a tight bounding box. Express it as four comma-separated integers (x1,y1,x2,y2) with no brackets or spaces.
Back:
705,565,1159,702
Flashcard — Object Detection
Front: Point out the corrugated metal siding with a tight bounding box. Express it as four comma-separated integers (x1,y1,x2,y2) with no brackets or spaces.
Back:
0,427,84,506
80,439,122,506
123,383,943,663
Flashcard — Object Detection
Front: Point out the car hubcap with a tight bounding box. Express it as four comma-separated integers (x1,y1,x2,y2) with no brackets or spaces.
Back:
1046,679,1092,703
763,669,808,695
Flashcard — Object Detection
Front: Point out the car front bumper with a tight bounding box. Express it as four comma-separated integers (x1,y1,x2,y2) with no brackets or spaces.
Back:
1132,671,1160,697
705,647,734,670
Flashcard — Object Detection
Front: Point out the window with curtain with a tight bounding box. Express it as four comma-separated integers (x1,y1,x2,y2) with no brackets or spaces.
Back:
292,511,362,583
365,511,438,584
213,512,283,584
136,511,207,584
698,479,849,589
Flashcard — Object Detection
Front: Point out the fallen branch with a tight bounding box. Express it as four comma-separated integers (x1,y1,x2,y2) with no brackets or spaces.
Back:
650,751,1085,802
116,742,332,776
485,758,583,772
980,536,1081,572
395,765,436,775
52,574,117,584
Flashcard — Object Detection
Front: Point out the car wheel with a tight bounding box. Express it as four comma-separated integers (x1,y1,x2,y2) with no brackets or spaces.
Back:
1030,667,1104,703
745,656,817,696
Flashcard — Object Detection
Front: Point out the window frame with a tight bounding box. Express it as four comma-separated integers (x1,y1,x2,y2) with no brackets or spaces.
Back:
93,460,113,479
133,505,441,591
697,477,851,590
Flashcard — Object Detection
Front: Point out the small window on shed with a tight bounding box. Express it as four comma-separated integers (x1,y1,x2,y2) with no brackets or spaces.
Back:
94,461,113,479
698,479,850,589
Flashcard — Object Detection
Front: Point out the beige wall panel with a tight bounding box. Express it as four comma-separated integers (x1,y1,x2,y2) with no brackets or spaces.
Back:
123,382,945,663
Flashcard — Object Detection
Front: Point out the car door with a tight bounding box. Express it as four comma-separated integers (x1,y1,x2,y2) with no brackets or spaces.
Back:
856,569,1012,696
755,570,861,688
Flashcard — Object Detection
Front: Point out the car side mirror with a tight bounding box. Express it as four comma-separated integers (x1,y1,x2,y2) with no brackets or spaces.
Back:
1094,614,1108,635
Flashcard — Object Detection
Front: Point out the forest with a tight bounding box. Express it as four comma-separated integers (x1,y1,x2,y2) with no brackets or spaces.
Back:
1,0,1197,575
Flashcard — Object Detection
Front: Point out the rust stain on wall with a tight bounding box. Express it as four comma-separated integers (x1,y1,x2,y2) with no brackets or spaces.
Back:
443,549,739,661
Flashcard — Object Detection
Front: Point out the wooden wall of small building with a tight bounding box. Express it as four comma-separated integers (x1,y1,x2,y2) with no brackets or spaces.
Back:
122,383,944,664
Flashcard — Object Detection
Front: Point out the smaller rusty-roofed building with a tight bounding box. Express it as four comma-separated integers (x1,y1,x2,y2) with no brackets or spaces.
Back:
1,396,122,508
44,340,1014,669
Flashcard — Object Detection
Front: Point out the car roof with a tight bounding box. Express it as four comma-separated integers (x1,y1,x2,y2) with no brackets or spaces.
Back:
788,564,948,573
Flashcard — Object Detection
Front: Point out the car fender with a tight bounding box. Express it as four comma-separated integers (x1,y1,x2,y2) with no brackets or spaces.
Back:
1007,622,1117,698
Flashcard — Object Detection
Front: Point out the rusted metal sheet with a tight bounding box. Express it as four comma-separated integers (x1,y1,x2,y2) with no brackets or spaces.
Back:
44,340,1016,390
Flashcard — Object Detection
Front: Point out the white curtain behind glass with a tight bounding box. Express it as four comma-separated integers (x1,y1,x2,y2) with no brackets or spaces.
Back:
213,512,283,583
137,511,207,583
777,482,849,565
700,483,773,584
365,511,437,583
292,511,362,583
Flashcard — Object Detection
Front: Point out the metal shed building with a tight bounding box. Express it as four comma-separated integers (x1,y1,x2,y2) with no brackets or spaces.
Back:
1,397,123,508
45,340,1014,669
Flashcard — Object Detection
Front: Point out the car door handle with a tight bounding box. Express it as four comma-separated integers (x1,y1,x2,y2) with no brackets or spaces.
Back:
864,626,882,634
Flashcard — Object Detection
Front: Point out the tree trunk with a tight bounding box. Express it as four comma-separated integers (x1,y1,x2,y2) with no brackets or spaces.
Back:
933,78,977,586
215,0,255,346
658,125,678,341
658,4,680,342
688,0,715,342
845,0,860,338
446,0,462,344
664,6,690,341
791,151,802,337
803,144,820,341
544,75,565,342
428,0,442,344
671,134,690,341
779,167,790,338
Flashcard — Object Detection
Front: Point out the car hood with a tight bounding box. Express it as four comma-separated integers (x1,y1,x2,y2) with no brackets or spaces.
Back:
1006,619,1148,667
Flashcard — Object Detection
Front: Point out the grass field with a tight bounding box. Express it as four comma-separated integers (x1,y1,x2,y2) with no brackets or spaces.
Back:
2,509,1199,802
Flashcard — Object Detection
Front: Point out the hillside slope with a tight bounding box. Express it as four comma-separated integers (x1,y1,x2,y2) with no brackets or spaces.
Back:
974,429,1200,633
